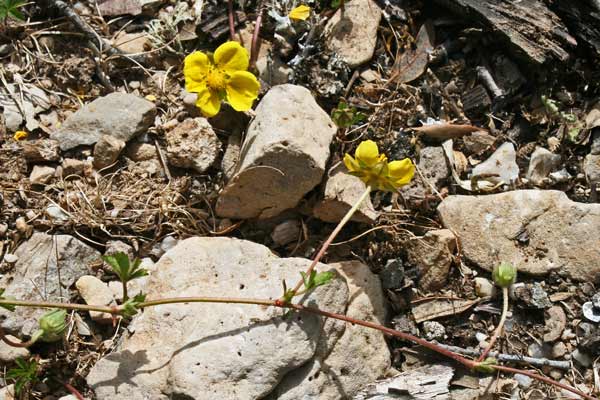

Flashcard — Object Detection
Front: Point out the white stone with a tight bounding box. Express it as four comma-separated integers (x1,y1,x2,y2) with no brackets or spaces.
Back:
438,190,600,281
526,146,561,185
474,277,496,298
216,85,337,219
75,276,117,323
87,237,349,399
29,165,55,184
471,142,519,185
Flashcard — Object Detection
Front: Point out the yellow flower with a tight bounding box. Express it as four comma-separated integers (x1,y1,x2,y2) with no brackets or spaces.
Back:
289,5,311,21
183,41,260,117
344,140,415,191
13,130,28,141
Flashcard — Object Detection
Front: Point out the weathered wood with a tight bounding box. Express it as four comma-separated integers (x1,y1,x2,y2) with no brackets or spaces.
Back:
436,0,576,65
551,0,600,57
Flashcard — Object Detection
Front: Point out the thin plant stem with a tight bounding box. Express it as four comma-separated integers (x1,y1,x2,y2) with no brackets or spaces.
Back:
227,0,235,40
478,286,509,362
289,185,371,296
122,280,129,303
249,1,264,70
0,296,595,399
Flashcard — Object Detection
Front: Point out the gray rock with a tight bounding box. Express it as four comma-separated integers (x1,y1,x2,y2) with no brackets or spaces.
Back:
93,135,125,170
379,258,404,290
406,229,455,292
514,374,532,389
526,146,560,185
29,165,55,184
438,190,600,281
46,205,70,223
314,164,378,223
471,142,519,185
216,85,337,219
165,117,221,173
271,220,301,247
0,233,99,336
221,131,242,181
324,0,382,68
401,146,449,202
463,131,495,155
549,168,572,184
552,342,568,359
267,260,390,400
584,153,600,186
87,237,349,399
0,335,30,362
51,92,156,150
75,276,117,323
61,158,85,177
513,282,551,309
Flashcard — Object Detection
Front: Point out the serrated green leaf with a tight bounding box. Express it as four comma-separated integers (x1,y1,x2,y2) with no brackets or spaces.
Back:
122,292,146,317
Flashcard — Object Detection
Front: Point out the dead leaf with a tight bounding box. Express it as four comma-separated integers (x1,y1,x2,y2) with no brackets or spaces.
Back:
414,123,483,140
411,297,478,323
391,22,434,83
453,150,468,175
442,140,499,192
585,102,600,129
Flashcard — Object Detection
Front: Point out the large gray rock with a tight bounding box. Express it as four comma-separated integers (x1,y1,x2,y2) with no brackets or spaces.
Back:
51,92,156,150
216,85,337,219
584,153,600,187
268,260,390,400
0,233,100,336
324,0,382,68
438,190,600,281
87,237,349,400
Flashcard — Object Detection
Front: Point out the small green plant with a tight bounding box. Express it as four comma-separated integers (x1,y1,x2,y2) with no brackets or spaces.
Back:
6,357,39,395
331,101,365,128
0,0,25,21
102,252,148,302
541,95,583,142
121,293,147,317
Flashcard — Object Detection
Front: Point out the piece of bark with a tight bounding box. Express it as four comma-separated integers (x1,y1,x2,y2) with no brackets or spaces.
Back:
435,0,576,65
551,0,600,56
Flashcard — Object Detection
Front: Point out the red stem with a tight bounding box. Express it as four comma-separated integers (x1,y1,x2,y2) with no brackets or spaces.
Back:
63,382,85,400
228,0,235,40
249,4,263,70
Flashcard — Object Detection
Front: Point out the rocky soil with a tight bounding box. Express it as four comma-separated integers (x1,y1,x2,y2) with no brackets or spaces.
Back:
0,0,600,399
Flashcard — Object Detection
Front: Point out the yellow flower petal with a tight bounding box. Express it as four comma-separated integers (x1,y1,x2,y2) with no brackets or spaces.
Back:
196,86,222,117
13,130,28,141
343,153,360,172
355,140,380,167
289,5,311,21
214,41,249,73
388,159,415,187
183,51,210,91
225,71,260,112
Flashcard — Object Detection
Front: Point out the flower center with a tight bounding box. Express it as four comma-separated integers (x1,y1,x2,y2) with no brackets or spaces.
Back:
206,67,226,90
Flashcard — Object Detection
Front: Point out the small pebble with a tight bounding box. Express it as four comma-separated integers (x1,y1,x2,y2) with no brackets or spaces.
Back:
422,321,445,341
474,277,496,298
3,253,18,263
582,302,600,323
514,373,532,389
592,293,600,309
475,332,488,343
552,342,567,358
129,81,141,90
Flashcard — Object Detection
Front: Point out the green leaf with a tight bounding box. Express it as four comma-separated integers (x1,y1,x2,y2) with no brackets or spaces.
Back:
0,288,15,312
473,357,498,374
312,271,334,287
103,253,147,283
0,0,26,21
6,357,38,395
122,292,146,317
